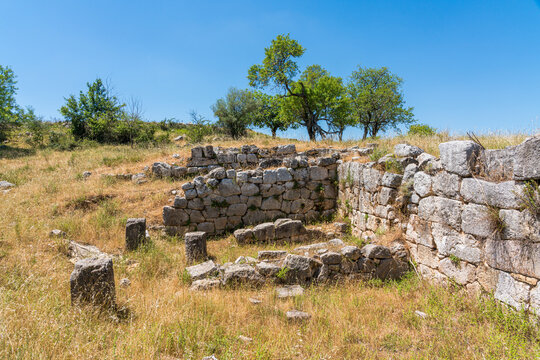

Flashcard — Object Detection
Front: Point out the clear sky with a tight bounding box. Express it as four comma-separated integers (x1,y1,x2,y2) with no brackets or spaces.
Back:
2,0,540,140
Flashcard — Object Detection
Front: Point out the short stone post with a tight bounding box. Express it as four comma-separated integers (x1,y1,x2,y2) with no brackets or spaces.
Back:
185,231,207,265
125,218,146,250
70,257,116,309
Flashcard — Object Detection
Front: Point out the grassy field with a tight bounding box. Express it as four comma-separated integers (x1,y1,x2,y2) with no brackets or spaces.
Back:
1,132,538,359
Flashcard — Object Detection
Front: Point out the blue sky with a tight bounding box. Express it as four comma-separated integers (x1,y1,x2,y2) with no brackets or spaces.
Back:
2,0,540,140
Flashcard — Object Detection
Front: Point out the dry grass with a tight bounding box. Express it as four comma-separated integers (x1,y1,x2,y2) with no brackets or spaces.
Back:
1,132,538,359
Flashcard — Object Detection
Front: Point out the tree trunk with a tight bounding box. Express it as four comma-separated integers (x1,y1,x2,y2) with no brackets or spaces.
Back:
362,125,368,140
271,128,276,138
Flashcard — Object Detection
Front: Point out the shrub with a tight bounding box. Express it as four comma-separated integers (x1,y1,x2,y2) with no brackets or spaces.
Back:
408,124,436,136
185,111,213,143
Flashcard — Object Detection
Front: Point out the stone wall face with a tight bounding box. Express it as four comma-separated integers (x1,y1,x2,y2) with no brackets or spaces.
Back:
338,136,540,312
162,153,339,236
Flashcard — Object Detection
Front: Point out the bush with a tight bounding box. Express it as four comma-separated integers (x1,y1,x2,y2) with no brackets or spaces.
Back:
408,124,436,136
185,111,213,143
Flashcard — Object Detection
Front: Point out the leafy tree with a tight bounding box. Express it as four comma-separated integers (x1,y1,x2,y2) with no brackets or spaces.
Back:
0,65,20,141
251,92,289,138
185,111,213,143
212,87,258,139
248,34,349,141
347,66,415,139
60,78,124,142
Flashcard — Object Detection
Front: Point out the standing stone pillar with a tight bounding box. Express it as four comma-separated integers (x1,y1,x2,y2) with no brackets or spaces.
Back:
125,218,146,251
70,257,116,309
185,231,207,265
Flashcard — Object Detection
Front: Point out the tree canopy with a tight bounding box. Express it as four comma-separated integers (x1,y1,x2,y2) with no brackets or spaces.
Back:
212,87,259,139
348,66,415,139
0,65,20,141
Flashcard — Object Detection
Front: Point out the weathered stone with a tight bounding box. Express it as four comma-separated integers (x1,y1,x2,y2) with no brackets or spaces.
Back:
483,147,515,179
460,178,523,209
513,136,540,180
529,284,540,313
227,203,247,217
340,246,362,261
163,206,189,226
189,278,221,291
485,239,540,279
403,163,418,182
406,214,434,248
432,222,481,264
417,152,437,169
173,196,188,208
49,229,66,238
499,209,531,240
276,167,293,182
286,309,310,321
327,238,345,246
461,203,495,238
276,285,304,298
310,166,328,181
258,250,288,261
262,170,277,184
217,179,241,197
185,232,207,265
320,252,342,265
394,143,424,158
208,167,226,180
374,258,409,280
261,197,281,210
70,257,115,308
222,264,264,287
125,218,146,251
363,168,381,192
418,196,462,230
381,172,403,188
439,140,482,176
378,187,397,205
197,222,215,233
413,171,432,197
275,219,306,239
438,257,476,285
283,254,322,283
234,228,254,244
361,244,391,259
253,222,275,242
152,162,172,177
185,260,218,280
432,171,461,199
240,183,259,196
494,271,530,310
256,262,281,277
0,181,15,189
276,144,296,155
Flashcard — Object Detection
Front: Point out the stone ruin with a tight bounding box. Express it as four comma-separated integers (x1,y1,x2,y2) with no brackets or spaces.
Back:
158,135,540,312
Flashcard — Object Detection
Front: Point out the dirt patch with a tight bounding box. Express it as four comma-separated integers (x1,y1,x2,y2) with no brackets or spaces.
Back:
65,194,116,212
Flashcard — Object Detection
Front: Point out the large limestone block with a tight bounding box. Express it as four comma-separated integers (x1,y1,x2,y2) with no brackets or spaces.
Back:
362,168,381,192
460,178,523,209
438,257,476,285
185,260,218,280
163,206,189,226
282,254,322,284
432,222,482,264
485,239,540,279
406,214,434,248
70,257,115,308
432,171,461,199
185,232,207,265
439,140,482,176
253,222,275,242
125,218,147,251
494,271,530,310
413,171,432,197
461,203,495,238
223,264,264,287
217,179,241,197
394,143,424,158
513,136,540,180
418,196,462,230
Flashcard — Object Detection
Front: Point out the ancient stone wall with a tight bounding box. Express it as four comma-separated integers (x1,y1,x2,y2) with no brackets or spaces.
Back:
337,137,540,312
162,150,340,236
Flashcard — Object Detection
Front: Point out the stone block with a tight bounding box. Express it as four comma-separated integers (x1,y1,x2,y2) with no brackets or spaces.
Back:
70,257,115,308
394,143,424,157
125,218,146,251
432,222,481,264
185,231,207,265
513,136,540,180
185,260,218,280
432,171,461,199
253,222,275,242
361,244,391,259
234,228,254,244
413,171,432,197
439,140,482,176
418,196,462,230
438,257,476,285
461,203,495,238
485,239,540,279
163,206,189,226
381,172,403,188
310,166,328,181
494,271,530,310
460,178,523,209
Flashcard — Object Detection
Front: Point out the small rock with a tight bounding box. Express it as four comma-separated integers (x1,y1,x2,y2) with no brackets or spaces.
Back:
120,278,131,287
327,238,344,246
49,229,67,238
0,181,15,190
189,279,221,291
172,154,180,159
286,309,311,321
361,244,391,259
185,260,218,280
173,135,184,141
276,285,304,298
238,335,252,343
248,297,262,304
202,355,218,360
415,310,428,319
82,171,92,179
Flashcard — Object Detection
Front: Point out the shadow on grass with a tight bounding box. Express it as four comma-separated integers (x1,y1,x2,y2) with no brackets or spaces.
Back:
0,145,35,159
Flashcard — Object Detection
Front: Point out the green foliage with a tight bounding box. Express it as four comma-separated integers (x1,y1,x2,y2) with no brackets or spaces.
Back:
212,87,258,139
276,266,289,280
486,205,506,233
0,65,21,141
184,111,213,143
348,66,415,139
518,180,540,216
408,123,436,136
384,156,404,174
369,147,388,162
60,78,125,142
251,92,289,138
248,35,350,141
211,199,229,208
449,254,461,266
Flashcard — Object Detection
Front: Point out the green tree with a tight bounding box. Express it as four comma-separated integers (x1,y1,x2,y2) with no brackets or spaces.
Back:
347,66,415,139
60,78,124,142
212,87,258,139
408,123,436,136
0,65,20,141
248,34,348,141
251,92,289,138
